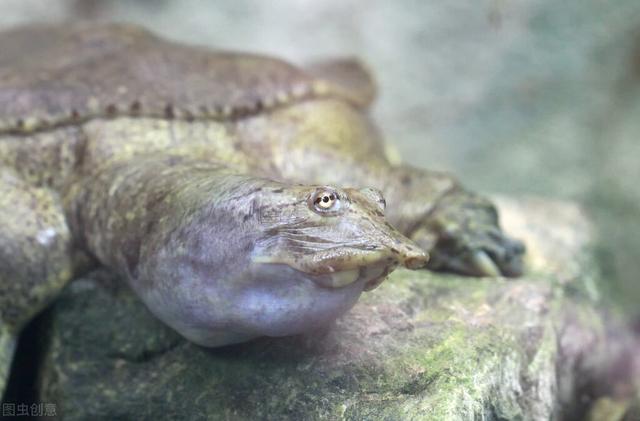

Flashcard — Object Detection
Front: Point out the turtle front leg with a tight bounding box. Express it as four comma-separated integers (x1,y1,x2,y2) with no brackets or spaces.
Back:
383,166,525,277
0,168,73,399
410,188,525,277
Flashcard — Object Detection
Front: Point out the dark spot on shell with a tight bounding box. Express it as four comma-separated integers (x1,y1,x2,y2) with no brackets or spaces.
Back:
183,110,194,122
15,119,24,129
106,104,117,115
272,188,284,193
130,101,142,113
164,104,174,119
70,109,80,120
400,174,412,187
234,104,251,117
391,248,400,254
243,213,251,222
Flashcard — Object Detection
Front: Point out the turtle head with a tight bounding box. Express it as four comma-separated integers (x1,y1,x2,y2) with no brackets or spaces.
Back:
134,176,428,347
252,185,428,290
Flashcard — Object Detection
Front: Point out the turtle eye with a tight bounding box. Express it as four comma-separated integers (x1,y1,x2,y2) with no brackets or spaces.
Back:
309,188,341,214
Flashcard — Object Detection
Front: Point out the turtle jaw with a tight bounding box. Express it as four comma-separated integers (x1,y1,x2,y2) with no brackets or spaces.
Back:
253,244,427,290
290,222,429,286
296,242,428,288
310,263,390,290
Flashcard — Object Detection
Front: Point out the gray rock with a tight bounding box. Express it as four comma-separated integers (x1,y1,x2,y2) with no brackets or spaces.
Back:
37,197,625,420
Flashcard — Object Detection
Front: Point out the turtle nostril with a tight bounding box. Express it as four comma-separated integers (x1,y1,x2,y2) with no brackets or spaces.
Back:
404,250,429,270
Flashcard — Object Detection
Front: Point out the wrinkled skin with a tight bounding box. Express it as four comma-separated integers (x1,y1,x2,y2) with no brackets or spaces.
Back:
0,23,523,396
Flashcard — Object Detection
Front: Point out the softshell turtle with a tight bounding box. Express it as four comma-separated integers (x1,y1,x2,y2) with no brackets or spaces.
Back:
0,23,524,397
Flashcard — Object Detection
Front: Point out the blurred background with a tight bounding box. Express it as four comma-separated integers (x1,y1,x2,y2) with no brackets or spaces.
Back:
2,0,639,315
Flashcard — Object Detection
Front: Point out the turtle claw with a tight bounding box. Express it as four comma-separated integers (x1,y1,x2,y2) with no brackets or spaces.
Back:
420,229,525,278
470,250,501,277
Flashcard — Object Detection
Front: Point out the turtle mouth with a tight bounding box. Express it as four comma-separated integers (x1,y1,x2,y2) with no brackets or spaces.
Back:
251,242,427,290
308,261,397,291
295,243,427,289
